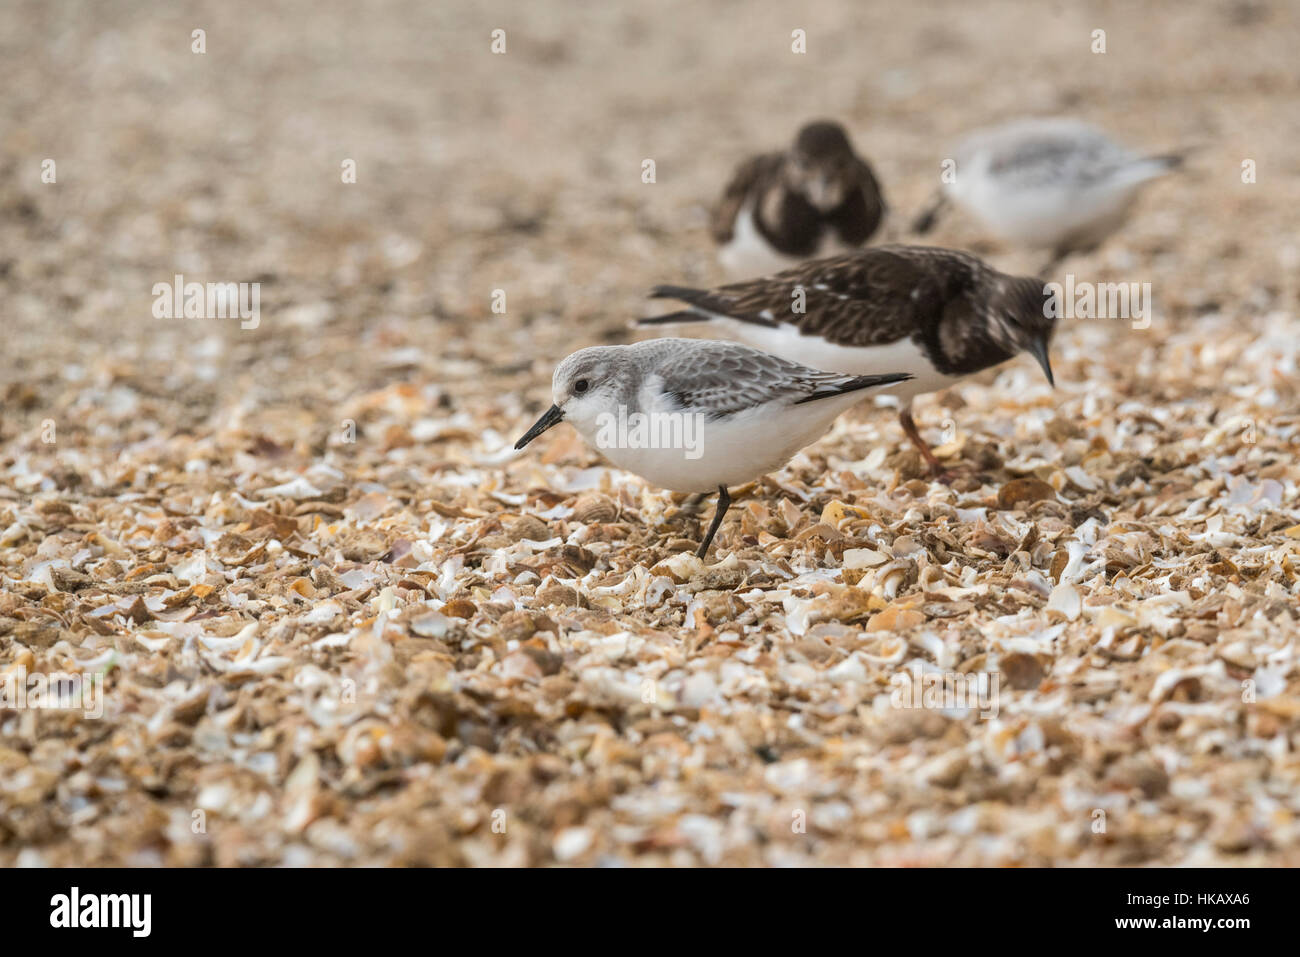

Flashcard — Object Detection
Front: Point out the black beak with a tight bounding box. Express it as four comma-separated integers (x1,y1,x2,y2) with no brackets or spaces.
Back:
515,404,565,449
1026,336,1055,387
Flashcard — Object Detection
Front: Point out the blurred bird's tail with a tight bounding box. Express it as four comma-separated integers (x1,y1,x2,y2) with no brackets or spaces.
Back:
633,310,705,328
1123,146,1197,185
634,284,733,329
910,189,948,235
1145,152,1188,170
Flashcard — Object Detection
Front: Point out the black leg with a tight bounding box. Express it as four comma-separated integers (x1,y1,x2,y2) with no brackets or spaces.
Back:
696,485,731,558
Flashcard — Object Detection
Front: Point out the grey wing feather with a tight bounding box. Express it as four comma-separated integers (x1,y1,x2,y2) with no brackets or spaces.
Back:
647,340,904,417
974,123,1134,188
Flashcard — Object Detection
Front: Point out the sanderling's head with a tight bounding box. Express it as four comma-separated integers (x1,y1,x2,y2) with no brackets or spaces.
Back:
788,120,857,211
515,346,627,449
992,276,1059,386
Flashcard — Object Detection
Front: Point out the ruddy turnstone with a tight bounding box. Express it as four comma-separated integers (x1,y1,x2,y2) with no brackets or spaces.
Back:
712,120,887,278
636,245,1058,477
912,117,1184,272
514,339,911,557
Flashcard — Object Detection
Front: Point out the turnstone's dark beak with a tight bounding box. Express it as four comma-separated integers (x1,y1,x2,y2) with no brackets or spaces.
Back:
1027,337,1055,387
515,404,565,450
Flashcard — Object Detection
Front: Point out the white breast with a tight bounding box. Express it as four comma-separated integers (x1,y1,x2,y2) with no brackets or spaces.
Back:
957,174,1143,248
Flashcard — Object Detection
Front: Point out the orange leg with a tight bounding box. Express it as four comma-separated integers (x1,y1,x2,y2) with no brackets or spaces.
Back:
898,405,955,482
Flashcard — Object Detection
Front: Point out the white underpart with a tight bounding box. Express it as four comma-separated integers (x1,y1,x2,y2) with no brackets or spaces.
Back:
950,162,1157,249
717,203,857,279
945,119,1176,250
563,374,881,493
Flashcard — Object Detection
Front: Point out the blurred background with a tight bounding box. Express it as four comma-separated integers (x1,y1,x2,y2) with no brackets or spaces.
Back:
2,0,1297,434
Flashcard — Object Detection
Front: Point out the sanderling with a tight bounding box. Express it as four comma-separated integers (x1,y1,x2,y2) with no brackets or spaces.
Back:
712,120,887,278
912,117,1184,272
637,245,1057,477
514,338,912,557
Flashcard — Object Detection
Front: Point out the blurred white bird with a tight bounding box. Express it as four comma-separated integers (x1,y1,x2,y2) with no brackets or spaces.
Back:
912,117,1186,273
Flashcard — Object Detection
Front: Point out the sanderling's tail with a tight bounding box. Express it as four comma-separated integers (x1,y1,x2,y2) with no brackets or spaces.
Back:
795,371,913,404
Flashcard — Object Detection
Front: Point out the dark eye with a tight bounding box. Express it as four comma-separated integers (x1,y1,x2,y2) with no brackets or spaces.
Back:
574,379,589,394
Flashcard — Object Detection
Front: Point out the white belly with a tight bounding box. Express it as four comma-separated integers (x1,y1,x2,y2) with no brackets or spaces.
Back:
575,391,867,493
955,177,1142,249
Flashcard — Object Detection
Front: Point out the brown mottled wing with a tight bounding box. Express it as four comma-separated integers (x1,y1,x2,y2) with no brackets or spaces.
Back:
711,152,781,244
651,247,951,347
827,157,886,245
854,157,886,213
